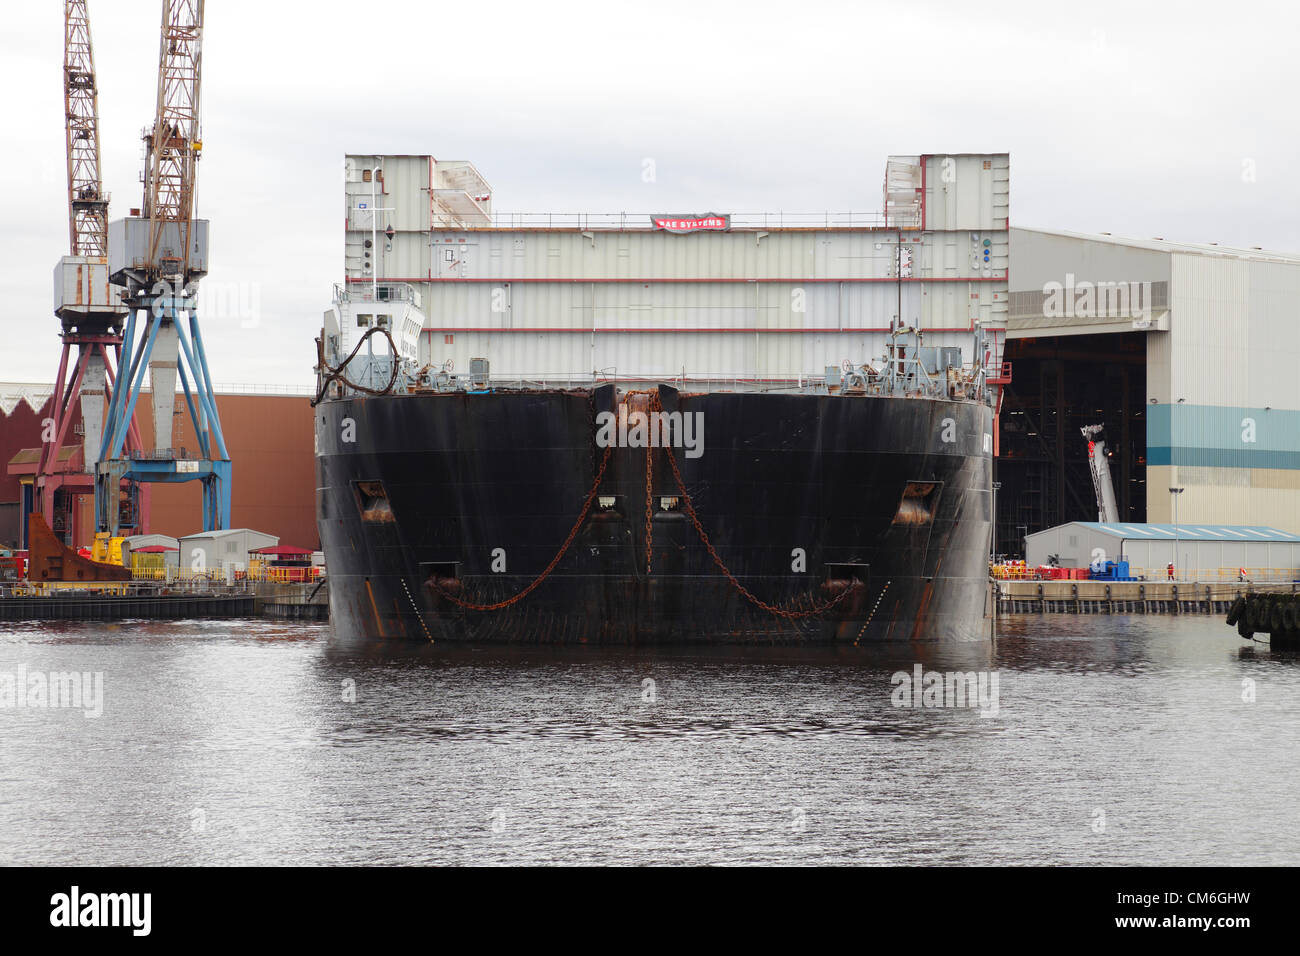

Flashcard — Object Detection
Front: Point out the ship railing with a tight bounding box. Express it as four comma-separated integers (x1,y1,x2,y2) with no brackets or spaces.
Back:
234,566,323,583
130,568,223,583
1126,567,1300,585
406,370,998,402
481,211,921,231
131,447,194,461
435,373,829,393
994,566,1300,585
332,282,418,305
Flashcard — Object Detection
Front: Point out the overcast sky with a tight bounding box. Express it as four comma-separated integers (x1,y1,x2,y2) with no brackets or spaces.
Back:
1,0,1295,387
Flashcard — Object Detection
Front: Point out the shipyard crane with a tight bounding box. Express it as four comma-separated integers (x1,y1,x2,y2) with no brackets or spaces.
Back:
1081,424,1120,523
26,1,149,548
99,0,230,536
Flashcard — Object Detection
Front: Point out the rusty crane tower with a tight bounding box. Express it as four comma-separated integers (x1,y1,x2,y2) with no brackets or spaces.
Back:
100,0,230,535
23,1,150,549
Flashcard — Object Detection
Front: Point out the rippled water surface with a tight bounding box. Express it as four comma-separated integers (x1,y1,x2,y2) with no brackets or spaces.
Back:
1,615,1296,865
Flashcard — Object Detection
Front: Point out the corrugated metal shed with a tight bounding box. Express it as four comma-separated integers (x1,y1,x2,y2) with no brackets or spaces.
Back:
1025,521,1300,572
1080,523,1300,541
178,528,279,572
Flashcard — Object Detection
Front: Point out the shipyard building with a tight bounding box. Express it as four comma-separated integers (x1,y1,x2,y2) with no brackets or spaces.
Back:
1002,229,1300,550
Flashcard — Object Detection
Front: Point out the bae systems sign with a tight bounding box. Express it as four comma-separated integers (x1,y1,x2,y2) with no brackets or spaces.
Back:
651,213,730,233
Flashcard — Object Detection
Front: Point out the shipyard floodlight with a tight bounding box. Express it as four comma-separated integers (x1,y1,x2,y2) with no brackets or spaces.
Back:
1169,487,1186,579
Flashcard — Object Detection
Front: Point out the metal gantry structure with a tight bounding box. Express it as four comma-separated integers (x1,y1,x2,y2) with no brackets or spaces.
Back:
31,1,148,547
144,0,204,270
100,0,230,536
63,2,107,259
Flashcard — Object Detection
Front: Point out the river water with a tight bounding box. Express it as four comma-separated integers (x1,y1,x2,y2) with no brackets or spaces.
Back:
1,615,1296,866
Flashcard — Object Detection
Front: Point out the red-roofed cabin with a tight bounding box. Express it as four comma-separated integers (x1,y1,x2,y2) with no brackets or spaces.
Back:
247,545,319,582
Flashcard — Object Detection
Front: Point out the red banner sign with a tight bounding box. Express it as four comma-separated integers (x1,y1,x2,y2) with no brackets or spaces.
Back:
651,214,730,233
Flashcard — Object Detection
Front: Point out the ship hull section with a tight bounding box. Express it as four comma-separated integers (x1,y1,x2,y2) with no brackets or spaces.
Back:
315,388,993,646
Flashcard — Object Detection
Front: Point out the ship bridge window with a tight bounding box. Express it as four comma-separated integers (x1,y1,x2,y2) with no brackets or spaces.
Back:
377,314,390,327
356,313,372,328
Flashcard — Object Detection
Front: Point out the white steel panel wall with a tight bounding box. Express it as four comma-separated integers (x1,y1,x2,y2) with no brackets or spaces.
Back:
413,229,1005,283
922,154,1010,231
417,328,980,381
412,282,971,335
344,155,432,280
1169,253,1250,408
346,152,1008,382
344,155,430,233
1166,252,1300,412
1245,259,1300,410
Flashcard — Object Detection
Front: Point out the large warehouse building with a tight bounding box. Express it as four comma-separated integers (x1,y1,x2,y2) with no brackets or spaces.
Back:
1001,228,1300,550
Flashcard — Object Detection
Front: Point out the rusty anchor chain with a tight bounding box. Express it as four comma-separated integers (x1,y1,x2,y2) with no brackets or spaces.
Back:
433,387,858,621
645,390,859,621
645,419,654,575
430,445,614,611
659,434,858,620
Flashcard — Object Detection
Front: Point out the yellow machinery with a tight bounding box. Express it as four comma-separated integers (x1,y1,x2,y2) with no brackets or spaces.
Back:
91,532,127,566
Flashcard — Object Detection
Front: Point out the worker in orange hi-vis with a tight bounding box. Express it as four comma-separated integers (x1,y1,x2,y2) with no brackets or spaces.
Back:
1167,562,1175,581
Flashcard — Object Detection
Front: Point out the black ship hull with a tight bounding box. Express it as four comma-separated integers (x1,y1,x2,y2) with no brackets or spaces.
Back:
315,385,993,646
